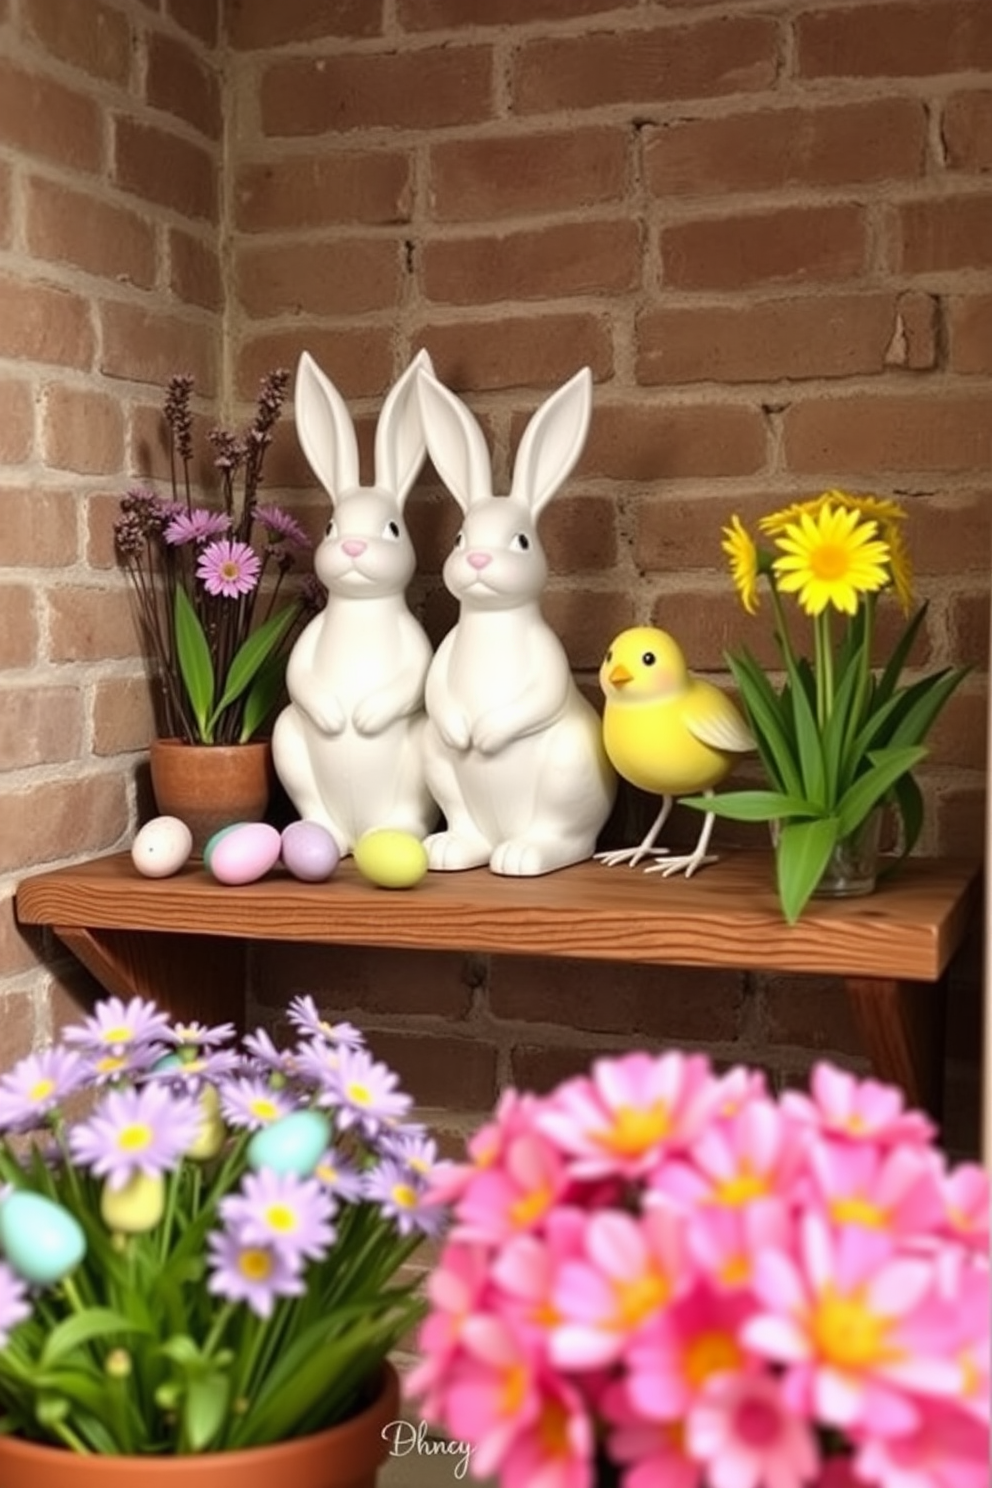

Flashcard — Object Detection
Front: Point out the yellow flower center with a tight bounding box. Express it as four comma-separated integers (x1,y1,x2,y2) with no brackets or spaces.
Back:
264,1203,297,1232
807,542,851,581
346,1081,371,1106
117,1122,153,1151
499,1363,528,1416
712,1166,770,1207
249,1097,279,1122
594,1101,671,1158
684,1329,743,1387
390,1183,418,1209
719,1253,751,1286
315,1163,338,1184
102,1025,133,1045
96,1055,127,1075
811,1284,902,1370
830,1195,888,1229
238,1248,273,1281
29,1078,55,1103
219,560,240,580
509,1182,554,1228
538,1400,570,1456
612,1269,670,1328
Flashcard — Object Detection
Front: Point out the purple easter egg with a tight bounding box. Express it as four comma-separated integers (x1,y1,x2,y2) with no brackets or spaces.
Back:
280,820,341,882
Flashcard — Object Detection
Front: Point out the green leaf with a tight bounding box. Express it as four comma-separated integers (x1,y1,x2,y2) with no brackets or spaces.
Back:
875,601,929,705
887,771,925,866
682,789,817,823
784,648,827,808
775,816,841,924
207,604,298,733
819,640,864,801
174,586,215,742
835,745,927,837
883,667,970,752
239,648,288,742
725,652,803,797
40,1308,151,1370
182,1373,230,1452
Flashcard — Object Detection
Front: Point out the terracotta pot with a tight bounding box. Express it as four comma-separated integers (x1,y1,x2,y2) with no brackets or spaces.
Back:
0,1363,399,1488
149,738,274,855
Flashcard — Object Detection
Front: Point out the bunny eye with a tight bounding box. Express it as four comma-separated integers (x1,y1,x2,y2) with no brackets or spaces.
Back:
453,530,466,551
382,519,401,541
509,532,531,553
326,518,338,539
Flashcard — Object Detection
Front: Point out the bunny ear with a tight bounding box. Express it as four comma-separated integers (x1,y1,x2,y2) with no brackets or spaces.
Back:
373,348,434,510
509,366,593,517
294,351,360,502
416,368,492,515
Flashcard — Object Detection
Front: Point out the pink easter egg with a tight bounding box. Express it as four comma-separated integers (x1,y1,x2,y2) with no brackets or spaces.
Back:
208,822,282,886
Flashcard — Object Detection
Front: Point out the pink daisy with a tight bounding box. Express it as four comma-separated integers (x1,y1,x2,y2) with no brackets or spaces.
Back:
781,1064,935,1148
807,1136,944,1239
196,538,261,597
163,508,230,545
254,504,310,548
625,1281,754,1424
454,1130,568,1244
497,1375,595,1488
443,1315,542,1478
658,1095,805,1215
687,1370,820,1488
851,1401,990,1488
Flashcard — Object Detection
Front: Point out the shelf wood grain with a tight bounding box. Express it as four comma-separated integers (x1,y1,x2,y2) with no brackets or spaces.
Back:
16,850,981,1120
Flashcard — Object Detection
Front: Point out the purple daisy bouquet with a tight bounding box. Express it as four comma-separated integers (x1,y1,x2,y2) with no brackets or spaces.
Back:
0,994,441,1455
411,1052,988,1488
115,372,321,745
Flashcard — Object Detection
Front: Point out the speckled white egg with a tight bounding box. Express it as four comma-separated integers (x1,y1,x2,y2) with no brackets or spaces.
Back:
281,820,341,882
207,822,282,886
131,816,193,878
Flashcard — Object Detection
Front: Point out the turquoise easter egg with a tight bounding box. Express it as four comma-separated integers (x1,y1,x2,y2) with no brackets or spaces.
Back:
0,1191,86,1286
247,1109,331,1176
203,822,246,872
209,823,282,886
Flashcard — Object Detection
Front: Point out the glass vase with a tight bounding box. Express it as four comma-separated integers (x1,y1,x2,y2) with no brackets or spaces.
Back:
811,808,884,900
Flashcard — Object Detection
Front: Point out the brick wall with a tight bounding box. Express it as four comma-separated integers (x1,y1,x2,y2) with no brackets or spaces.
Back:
2,0,989,1149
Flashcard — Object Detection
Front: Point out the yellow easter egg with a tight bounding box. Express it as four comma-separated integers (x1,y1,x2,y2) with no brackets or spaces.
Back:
353,829,428,890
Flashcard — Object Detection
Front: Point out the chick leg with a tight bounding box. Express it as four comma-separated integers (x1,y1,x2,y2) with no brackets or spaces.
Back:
644,793,719,879
595,795,673,868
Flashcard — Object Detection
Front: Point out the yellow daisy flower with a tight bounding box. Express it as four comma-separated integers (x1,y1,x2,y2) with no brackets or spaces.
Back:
884,520,914,614
721,515,760,615
772,503,891,617
760,488,906,537
758,496,824,536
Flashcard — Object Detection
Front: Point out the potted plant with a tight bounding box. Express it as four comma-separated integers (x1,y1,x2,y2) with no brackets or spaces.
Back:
681,490,968,922
411,1051,988,1488
115,372,321,849
0,994,441,1486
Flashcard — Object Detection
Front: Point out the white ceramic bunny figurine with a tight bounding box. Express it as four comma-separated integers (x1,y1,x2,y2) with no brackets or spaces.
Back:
271,350,438,855
416,365,617,876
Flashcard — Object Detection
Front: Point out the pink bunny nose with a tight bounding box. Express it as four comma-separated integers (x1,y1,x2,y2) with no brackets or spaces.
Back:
467,550,491,570
341,539,366,558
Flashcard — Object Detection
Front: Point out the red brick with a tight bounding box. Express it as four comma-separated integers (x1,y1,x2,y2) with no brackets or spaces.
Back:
423,220,641,306
47,586,141,662
167,0,220,46
0,684,84,768
0,381,35,462
884,291,939,370
22,0,132,85
168,228,223,310
796,1,992,79
0,585,39,667
651,588,782,672
235,151,411,232
661,205,868,291
236,239,403,319
637,294,900,385
26,176,156,289
928,686,990,772
99,301,218,395
261,47,494,136
429,128,628,223
401,0,635,26
942,90,992,171
0,894,44,980
114,116,218,221
91,674,157,755
360,1029,498,1111
758,973,864,1056
0,57,102,171
0,159,11,248
541,495,619,575
586,402,767,481
490,954,744,1042
932,783,988,858
415,315,614,393
236,327,393,401
253,944,474,1020
146,31,221,139
42,385,125,475
0,774,129,873
510,1040,661,1098
0,485,78,566
948,590,991,668
543,587,637,671
0,988,36,1064
646,99,927,198
901,490,991,576
783,394,992,474
948,294,992,373
0,275,95,368
228,0,381,49
893,194,992,273
513,17,777,113
636,490,766,576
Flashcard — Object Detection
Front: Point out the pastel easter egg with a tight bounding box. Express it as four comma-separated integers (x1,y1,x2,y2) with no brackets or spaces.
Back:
0,1191,86,1286
100,1173,166,1235
203,823,243,872
131,816,193,878
281,820,341,882
354,829,428,890
208,822,282,886
247,1109,331,1176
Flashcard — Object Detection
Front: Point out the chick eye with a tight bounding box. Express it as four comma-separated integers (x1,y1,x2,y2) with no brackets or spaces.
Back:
509,532,531,552
642,651,656,666
382,519,401,541
604,648,613,664
326,518,337,539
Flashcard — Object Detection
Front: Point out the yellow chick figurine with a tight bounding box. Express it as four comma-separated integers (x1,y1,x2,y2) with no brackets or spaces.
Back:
595,626,755,877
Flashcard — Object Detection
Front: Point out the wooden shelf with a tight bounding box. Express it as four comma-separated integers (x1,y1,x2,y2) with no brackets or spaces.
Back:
16,850,982,1123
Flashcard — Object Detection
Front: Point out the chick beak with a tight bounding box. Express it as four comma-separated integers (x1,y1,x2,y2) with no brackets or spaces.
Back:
608,663,634,688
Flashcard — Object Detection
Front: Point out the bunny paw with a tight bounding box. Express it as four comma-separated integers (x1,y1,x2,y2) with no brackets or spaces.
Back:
424,830,490,871
490,838,557,877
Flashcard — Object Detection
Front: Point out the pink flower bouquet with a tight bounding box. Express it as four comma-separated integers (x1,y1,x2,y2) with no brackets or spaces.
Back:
410,1054,988,1488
